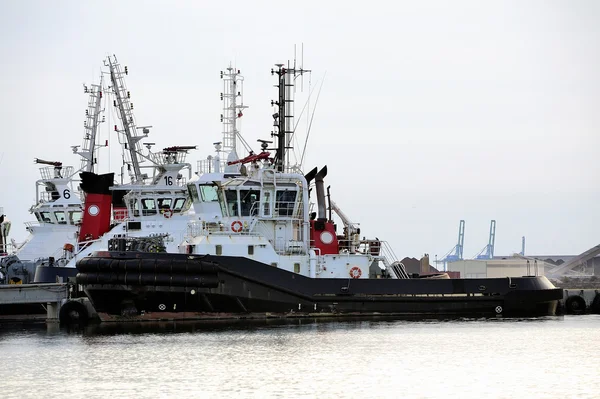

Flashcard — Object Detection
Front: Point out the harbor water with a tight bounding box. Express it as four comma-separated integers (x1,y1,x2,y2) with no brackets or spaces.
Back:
1,315,598,399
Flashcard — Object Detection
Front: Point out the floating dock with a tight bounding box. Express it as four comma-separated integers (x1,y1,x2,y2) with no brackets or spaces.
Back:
0,283,96,324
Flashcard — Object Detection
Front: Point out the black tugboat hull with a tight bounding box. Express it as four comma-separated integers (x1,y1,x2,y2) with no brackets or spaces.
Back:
76,252,562,321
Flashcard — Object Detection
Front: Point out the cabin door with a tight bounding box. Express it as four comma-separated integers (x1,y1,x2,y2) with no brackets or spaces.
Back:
274,221,287,253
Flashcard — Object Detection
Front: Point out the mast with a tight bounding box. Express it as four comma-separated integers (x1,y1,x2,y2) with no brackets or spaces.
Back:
220,66,248,159
271,62,310,172
105,55,148,183
75,76,105,172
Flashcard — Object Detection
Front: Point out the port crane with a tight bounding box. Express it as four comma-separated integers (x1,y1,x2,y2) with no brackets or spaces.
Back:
520,236,525,256
474,220,496,260
435,220,465,271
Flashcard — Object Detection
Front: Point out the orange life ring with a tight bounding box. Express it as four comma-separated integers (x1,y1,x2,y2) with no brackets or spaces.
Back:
63,243,75,252
162,209,173,219
349,266,362,279
231,220,243,233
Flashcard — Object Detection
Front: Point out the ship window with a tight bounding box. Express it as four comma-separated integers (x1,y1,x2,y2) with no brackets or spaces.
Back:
40,211,52,224
141,198,157,215
240,190,260,216
173,198,186,211
69,211,82,224
248,245,254,255
187,184,200,202
131,198,140,217
54,211,67,224
199,185,219,202
225,190,239,217
217,190,228,216
294,263,300,273
34,212,43,222
216,245,222,256
276,190,297,217
157,198,172,211
262,191,271,216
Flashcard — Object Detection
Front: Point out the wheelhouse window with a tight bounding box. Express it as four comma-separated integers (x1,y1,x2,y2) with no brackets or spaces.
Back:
157,198,172,211
69,210,82,224
40,211,52,223
217,189,227,216
54,211,67,224
129,198,140,217
276,190,297,217
199,185,219,202
262,191,271,216
141,198,157,215
239,190,260,216
187,184,200,202
173,198,187,212
225,190,239,217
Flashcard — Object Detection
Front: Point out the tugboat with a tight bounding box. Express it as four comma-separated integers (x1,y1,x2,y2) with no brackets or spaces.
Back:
76,62,563,320
33,55,204,280
0,74,107,284
43,61,253,272
0,158,86,284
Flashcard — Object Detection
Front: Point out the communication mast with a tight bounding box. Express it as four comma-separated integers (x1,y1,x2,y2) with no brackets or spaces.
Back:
220,66,248,161
74,76,105,173
271,61,310,172
105,55,149,183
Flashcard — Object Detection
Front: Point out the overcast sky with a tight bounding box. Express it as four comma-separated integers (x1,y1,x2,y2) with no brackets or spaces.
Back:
0,1,598,261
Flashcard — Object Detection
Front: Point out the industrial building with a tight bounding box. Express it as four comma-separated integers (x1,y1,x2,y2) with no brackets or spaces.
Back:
447,256,551,278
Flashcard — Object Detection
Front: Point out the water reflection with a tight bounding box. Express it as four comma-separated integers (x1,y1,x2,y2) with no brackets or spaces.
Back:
0,315,597,399
0,313,566,339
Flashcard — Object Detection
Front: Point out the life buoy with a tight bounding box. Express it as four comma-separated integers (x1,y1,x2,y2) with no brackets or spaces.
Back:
231,220,243,233
349,266,362,279
161,209,173,219
63,243,75,252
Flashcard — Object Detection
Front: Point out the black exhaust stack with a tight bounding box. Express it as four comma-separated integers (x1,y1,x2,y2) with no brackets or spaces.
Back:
304,167,318,188
315,166,328,221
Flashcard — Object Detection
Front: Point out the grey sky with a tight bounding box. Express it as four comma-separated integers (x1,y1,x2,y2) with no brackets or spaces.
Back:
0,1,598,260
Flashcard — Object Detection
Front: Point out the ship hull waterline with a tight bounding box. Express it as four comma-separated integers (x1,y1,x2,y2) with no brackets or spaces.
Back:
76,252,563,322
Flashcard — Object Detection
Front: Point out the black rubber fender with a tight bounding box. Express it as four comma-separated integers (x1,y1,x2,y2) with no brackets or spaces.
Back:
590,294,600,315
59,300,89,326
565,295,586,315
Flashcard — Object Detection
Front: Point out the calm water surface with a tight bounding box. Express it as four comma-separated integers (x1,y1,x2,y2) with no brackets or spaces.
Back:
1,315,598,399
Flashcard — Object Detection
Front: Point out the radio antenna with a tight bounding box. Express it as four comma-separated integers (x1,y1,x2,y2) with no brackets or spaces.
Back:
300,72,326,169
